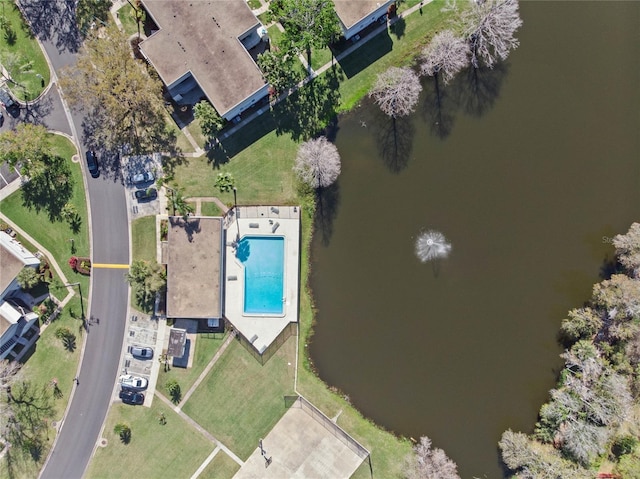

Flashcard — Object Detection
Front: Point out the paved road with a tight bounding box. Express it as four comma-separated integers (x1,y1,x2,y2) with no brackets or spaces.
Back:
15,2,131,478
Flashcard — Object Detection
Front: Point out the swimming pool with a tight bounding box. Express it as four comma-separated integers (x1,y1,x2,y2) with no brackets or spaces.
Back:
237,236,285,316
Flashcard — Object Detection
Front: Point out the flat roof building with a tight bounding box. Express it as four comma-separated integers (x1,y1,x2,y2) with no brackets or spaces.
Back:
140,0,269,120
166,217,223,319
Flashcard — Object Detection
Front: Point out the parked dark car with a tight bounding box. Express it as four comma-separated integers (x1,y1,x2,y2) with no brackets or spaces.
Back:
131,345,153,359
134,187,157,201
119,389,144,405
85,150,99,178
0,86,16,109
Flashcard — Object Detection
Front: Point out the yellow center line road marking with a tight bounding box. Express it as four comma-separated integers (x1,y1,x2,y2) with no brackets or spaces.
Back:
92,263,130,269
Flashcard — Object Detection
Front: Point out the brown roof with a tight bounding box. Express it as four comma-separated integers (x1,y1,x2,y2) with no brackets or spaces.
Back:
333,0,390,29
0,242,24,295
166,217,222,319
140,0,266,116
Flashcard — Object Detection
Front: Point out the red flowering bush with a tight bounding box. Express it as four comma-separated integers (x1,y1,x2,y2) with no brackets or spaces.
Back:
68,256,78,270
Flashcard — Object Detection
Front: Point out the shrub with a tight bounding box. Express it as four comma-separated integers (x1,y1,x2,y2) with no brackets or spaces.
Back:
113,423,131,444
165,379,181,404
68,256,78,270
612,435,638,458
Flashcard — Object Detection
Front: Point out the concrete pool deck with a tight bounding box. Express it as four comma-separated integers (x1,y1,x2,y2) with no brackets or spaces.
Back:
224,205,300,354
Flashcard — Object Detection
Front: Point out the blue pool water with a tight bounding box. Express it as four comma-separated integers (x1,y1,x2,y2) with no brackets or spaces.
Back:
237,236,285,315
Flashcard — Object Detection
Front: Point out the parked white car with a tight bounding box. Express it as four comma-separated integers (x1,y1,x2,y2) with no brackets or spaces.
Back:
119,374,148,390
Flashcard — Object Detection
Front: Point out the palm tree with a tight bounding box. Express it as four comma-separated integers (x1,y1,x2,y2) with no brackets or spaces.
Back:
167,187,194,219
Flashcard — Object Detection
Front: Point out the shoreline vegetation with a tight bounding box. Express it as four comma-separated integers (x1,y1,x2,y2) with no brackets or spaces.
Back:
500,223,640,478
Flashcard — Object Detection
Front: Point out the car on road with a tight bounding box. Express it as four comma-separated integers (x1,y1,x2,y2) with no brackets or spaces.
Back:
0,86,16,110
131,345,153,359
119,389,144,405
85,150,99,178
130,171,155,185
119,374,148,390
134,187,157,202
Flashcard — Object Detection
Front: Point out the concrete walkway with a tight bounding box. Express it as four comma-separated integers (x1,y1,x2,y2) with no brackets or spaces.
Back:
185,196,230,216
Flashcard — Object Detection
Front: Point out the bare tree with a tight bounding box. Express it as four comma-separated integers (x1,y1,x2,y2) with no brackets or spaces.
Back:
499,430,591,479
293,136,341,189
464,0,523,69
561,419,609,466
613,222,640,278
420,30,469,85
369,67,422,119
405,436,460,479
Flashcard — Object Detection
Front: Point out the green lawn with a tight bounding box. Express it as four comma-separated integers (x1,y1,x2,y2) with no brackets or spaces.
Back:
0,134,90,295
86,401,214,479
199,451,241,479
310,46,333,72
158,332,228,395
131,215,157,262
115,5,139,37
174,125,298,205
182,337,296,460
0,2,50,99
200,201,225,217
186,117,207,150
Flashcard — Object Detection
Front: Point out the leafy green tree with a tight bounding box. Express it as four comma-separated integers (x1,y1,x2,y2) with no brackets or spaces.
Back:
560,307,603,343
270,0,340,72
0,123,50,170
193,100,224,139
126,259,166,312
59,24,176,155
21,153,75,222
113,422,131,444
257,49,303,95
16,267,40,290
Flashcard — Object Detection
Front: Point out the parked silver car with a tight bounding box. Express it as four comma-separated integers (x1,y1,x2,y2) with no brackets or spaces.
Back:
119,374,148,390
131,346,153,359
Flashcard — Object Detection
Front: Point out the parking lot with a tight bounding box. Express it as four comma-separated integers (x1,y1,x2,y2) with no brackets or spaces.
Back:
118,311,166,407
121,154,163,220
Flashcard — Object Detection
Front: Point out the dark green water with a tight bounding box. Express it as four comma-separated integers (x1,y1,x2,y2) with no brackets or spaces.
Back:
309,2,640,477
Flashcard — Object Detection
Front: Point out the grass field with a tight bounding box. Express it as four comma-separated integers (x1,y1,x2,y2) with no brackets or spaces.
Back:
86,400,214,479
0,2,50,99
198,451,241,479
158,332,228,396
200,201,225,217
182,337,296,460
131,215,157,262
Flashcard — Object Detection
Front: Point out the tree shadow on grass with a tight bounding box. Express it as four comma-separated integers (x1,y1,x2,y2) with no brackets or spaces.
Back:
275,66,343,142
21,155,74,222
